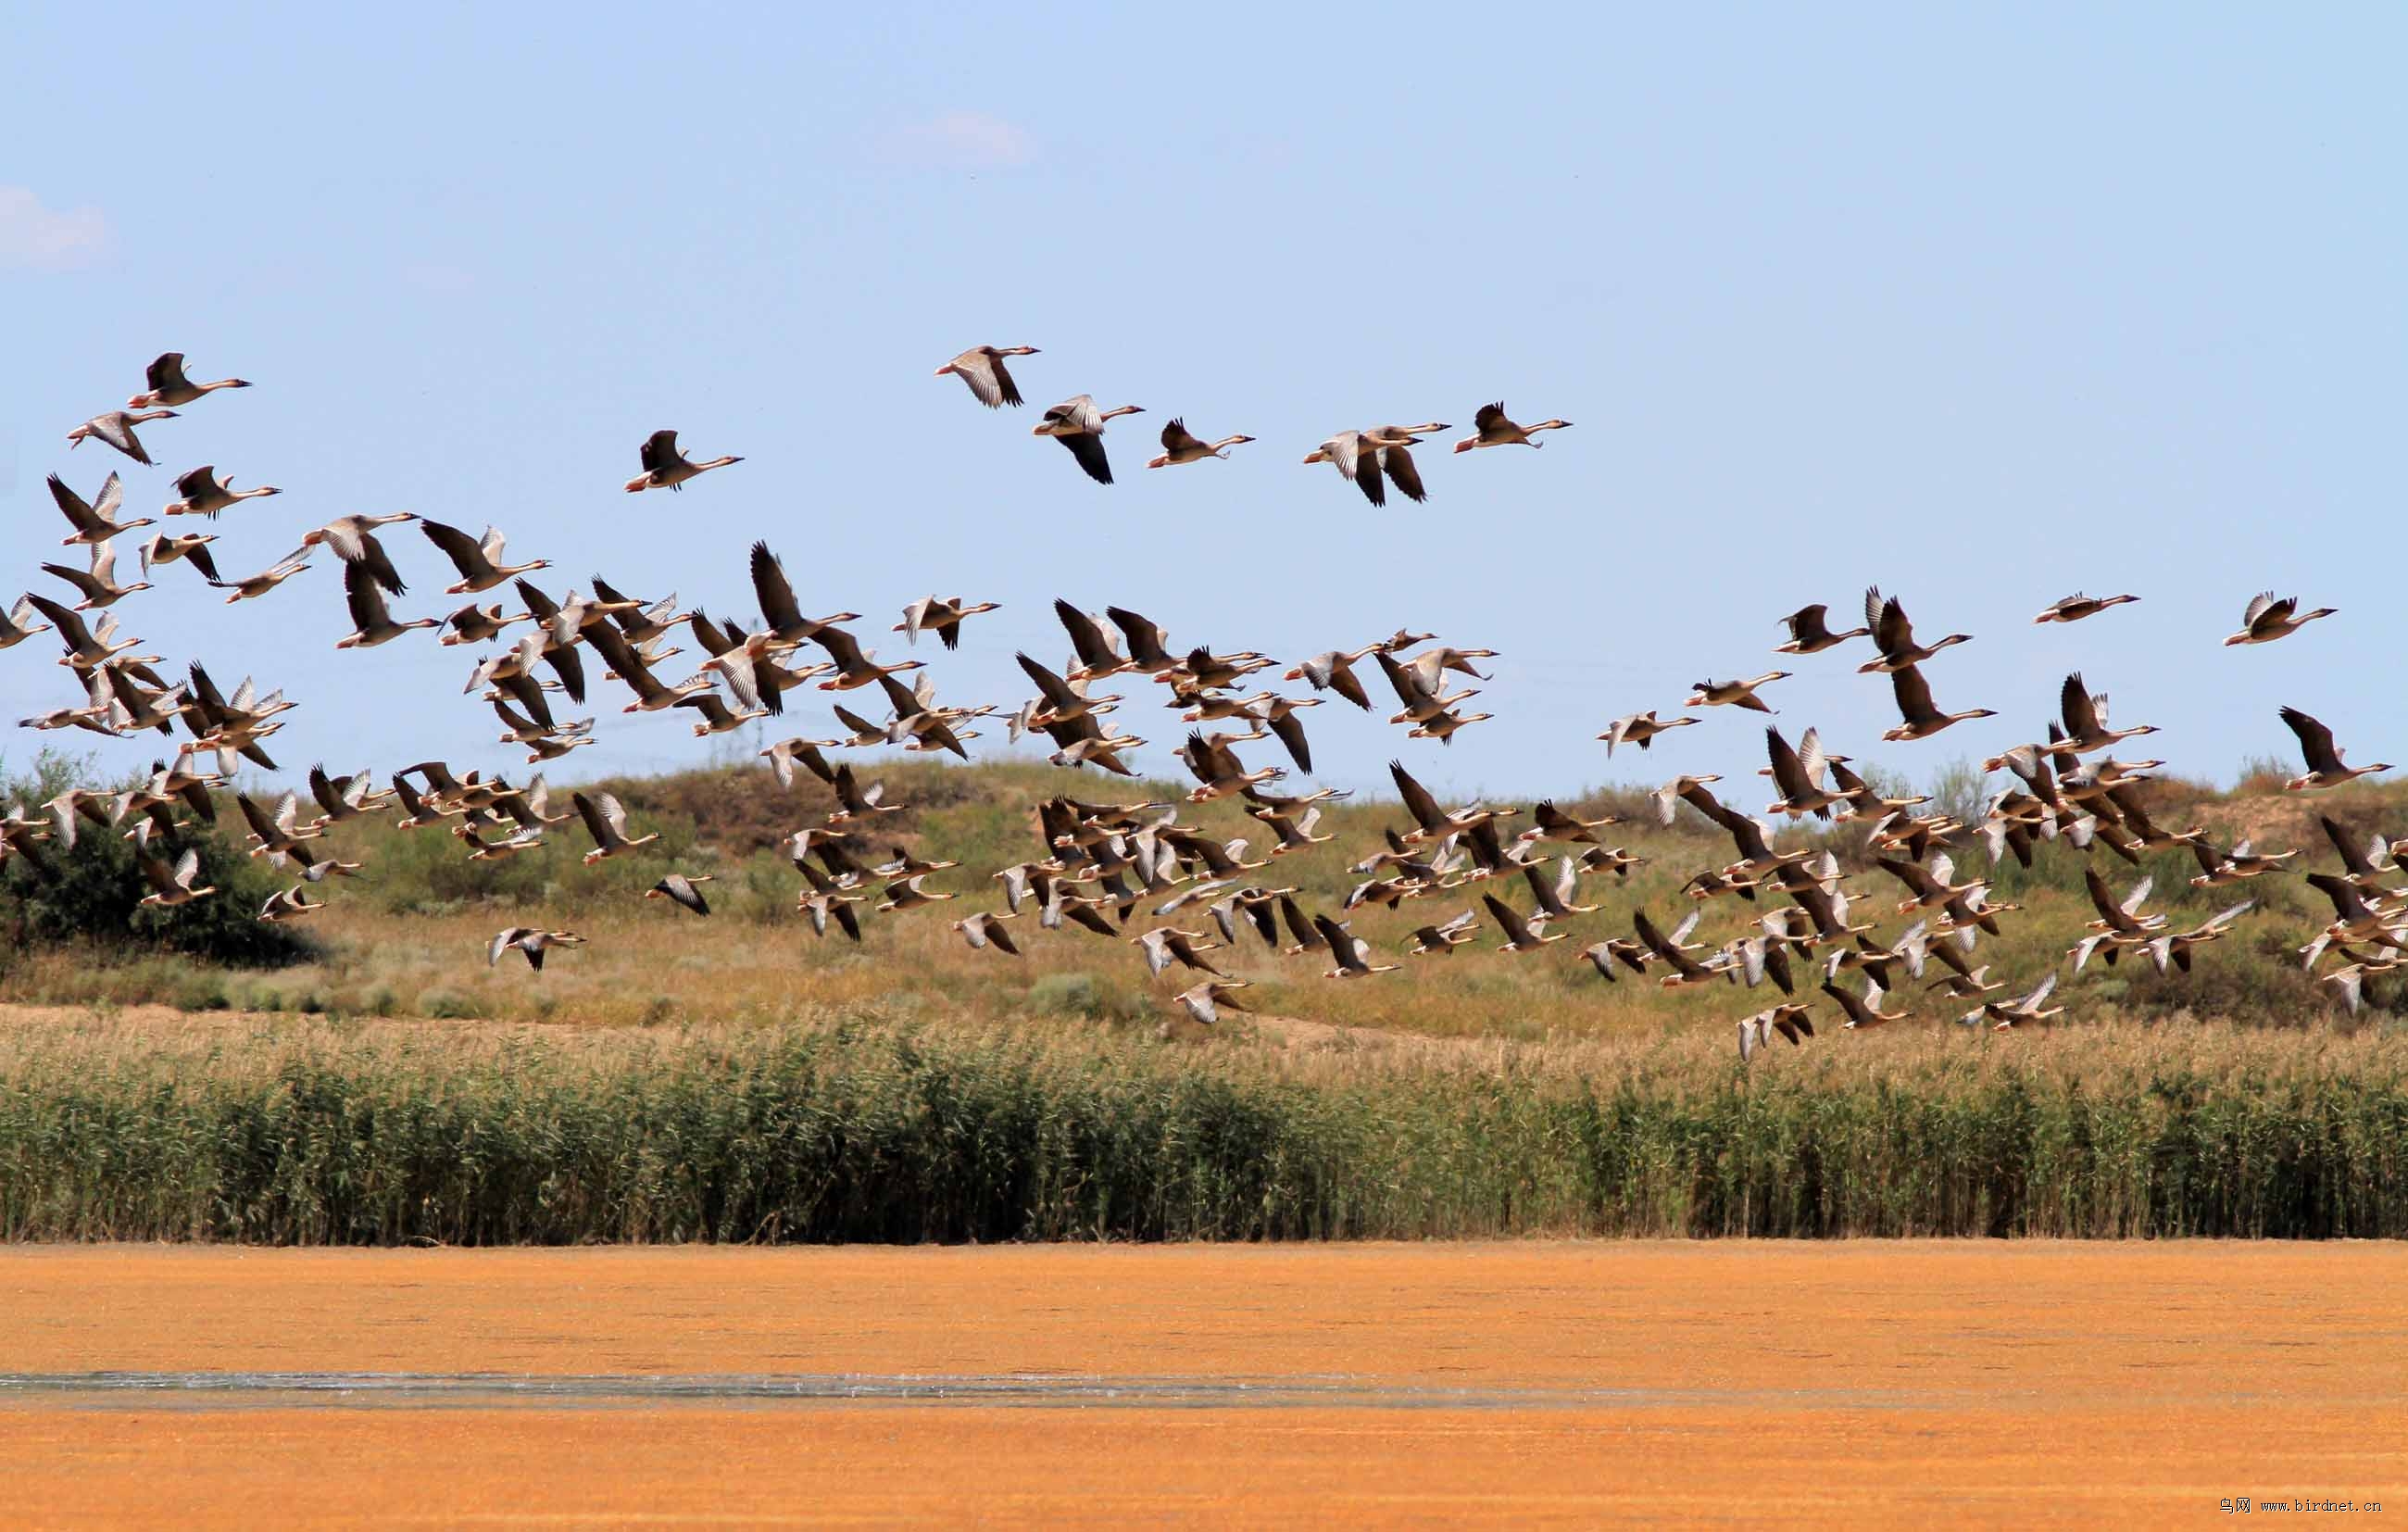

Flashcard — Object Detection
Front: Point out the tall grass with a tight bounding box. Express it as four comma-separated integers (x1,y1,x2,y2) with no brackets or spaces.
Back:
4,1011,2403,1243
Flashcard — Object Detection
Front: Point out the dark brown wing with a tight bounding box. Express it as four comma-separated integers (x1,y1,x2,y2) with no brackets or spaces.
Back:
1889,663,1937,725
1160,418,1203,454
1381,445,1427,503
147,353,187,393
989,354,1024,408
342,560,388,633
419,519,487,578
1389,760,1444,831
1474,402,1509,434
1058,431,1113,485
2060,673,2101,738
750,541,804,635
2279,707,2340,773
639,430,679,474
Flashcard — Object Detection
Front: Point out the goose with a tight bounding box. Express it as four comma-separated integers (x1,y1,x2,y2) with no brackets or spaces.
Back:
1882,663,1995,742
1284,647,1377,710
1404,910,1480,955
1775,604,1870,655
808,624,922,692
305,764,388,827
129,352,250,408
237,791,323,864
418,520,550,594
211,549,314,605
797,873,867,943
2301,873,2408,952
1034,396,1144,484
49,472,151,546
876,846,962,879
1399,645,1498,685
1167,979,1250,1025
1314,913,1399,978
1180,729,1280,802
1737,1004,1816,1060
1389,760,1518,844
1822,979,1906,1029
1303,424,1445,507
1375,648,1478,726
162,466,280,520
2034,592,2139,625
572,790,657,863
759,736,839,789
1522,856,1598,922
1252,802,1334,856
1148,418,1254,468
489,928,586,971
638,873,713,916
335,561,437,648
1166,645,1274,692
896,596,1000,650
624,429,741,492
828,763,904,824
2318,815,2397,894
257,885,322,923
1859,588,1973,674
2058,673,2157,755
1482,893,1567,954
138,848,217,907
947,910,1022,956
1453,402,1570,452
1762,726,1846,820
1598,711,1699,757
1101,608,1185,677
1973,973,2063,1029
1047,599,1132,681
40,540,151,610
1132,926,1226,977
1925,949,2005,999
1301,431,1384,506
1648,772,1725,828
0,595,56,651
935,345,1039,408
584,624,710,711
1048,732,1147,777
1517,800,1621,848
68,409,177,465
441,601,530,647
877,874,957,913
2226,593,2336,647
2144,899,2254,975
2279,707,2390,792
137,533,220,585
1240,696,1320,774
1634,910,1719,987
300,513,417,596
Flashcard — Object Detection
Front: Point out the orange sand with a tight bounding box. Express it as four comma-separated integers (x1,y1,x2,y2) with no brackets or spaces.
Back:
3,1242,2403,1526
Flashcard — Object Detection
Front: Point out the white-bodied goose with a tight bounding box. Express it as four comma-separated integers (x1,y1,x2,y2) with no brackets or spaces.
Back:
335,561,437,648
1775,603,1871,655
1034,396,1145,484
163,466,280,520
2034,592,2138,625
1598,711,1699,757
1313,913,1399,978
896,596,1000,649
625,429,742,492
2187,837,2295,888
935,345,1039,408
2226,593,2337,647
210,549,313,604
1859,588,1973,674
0,596,56,650
257,886,322,924
1482,892,1568,955
1737,1004,1816,1061
130,352,250,408
138,533,219,584
40,540,151,610
301,514,416,596
489,927,586,971
420,521,551,594
1168,979,1250,1025
645,873,714,916
573,790,658,864
877,874,957,914
49,472,151,546
68,409,176,465
1284,647,1376,710
951,910,1022,956
1148,418,1255,468
1882,663,1995,742
441,602,530,647
2058,672,2157,755
2145,899,2254,975
2279,707,2390,792
1453,402,1570,452
1972,972,2063,1029
1686,672,1789,713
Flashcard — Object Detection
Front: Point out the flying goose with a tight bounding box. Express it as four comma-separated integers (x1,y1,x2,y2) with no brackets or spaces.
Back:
40,539,151,609
334,561,438,648
2145,899,2254,975
137,533,219,584
441,601,530,647
1521,855,1598,922
1132,926,1226,977
1453,402,1570,452
935,345,1039,408
1284,647,1377,710
301,513,416,596
1517,799,1620,848
1737,1004,1816,1060
0,596,56,650
1972,972,2063,1029
877,874,957,913
948,910,1022,956
1404,910,1480,955
2279,707,2390,792
1634,909,1718,987
1760,726,1849,821
573,790,657,863
625,429,742,492
1034,396,1144,483
257,885,322,923
1168,979,1251,1025
2034,592,2138,624
1482,892,1567,954
642,873,713,916
211,549,314,605
2226,593,2337,647
828,763,903,824
1775,603,1871,655
1180,729,1280,801
237,791,323,864
419,520,551,593
129,352,250,408
68,409,177,465
49,472,151,546
1598,711,1699,757
1148,418,1254,467
137,848,217,907
1313,913,1399,978
896,596,1000,649
1822,979,1906,1029
1303,423,1445,507
489,928,586,971
1882,663,1995,741
1859,588,1973,674
162,466,280,519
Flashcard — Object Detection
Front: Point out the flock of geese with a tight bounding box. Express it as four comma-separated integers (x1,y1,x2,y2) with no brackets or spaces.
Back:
6,345,2400,1054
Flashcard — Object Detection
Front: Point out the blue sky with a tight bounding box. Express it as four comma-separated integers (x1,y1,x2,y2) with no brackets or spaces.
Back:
5,5,2402,801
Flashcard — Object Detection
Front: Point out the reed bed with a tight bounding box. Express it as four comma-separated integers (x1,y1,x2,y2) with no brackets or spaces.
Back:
3,1008,2402,1244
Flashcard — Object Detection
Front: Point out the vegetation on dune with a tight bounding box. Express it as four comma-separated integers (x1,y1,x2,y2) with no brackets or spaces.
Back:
2,1013,2403,1244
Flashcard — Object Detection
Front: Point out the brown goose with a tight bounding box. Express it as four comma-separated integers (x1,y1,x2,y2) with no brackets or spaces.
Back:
1686,672,1789,713
1148,418,1254,468
334,562,437,648
2034,592,2138,625
896,595,1000,649
162,466,280,520
40,540,151,610
935,345,1039,408
645,873,714,916
2226,593,2337,647
489,927,585,971
1314,913,1399,978
68,409,176,465
129,352,250,408
2279,707,2391,792
49,472,151,546
624,429,742,492
573,790,658,863
1775,603,1871,655
1882,663,1994,742
300,514,416,596
1859,588,1972,674
951,910,1023,956
1452,402,1570,452
420,521,551,594
1034,396,1145,484
138,533,219,584
138,848,217,907
1598,711,1699,757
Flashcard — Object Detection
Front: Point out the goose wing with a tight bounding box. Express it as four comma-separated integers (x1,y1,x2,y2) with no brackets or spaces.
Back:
2279,706,2341,772
342,559,392,633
